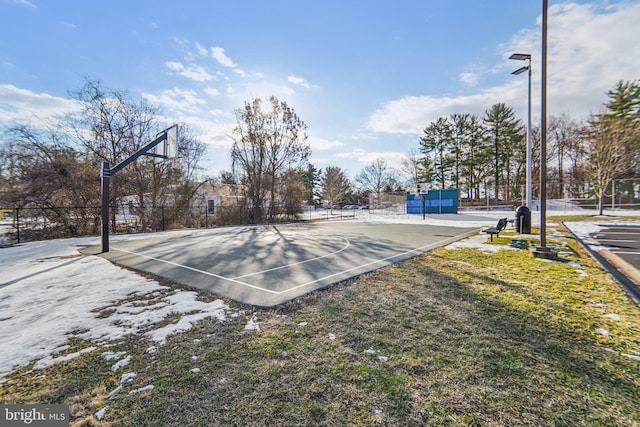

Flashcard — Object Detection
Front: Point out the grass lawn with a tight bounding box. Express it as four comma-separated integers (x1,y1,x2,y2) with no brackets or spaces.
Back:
2,217,639,426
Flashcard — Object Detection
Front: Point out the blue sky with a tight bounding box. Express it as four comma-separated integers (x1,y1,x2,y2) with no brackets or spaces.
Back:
1,0,639,179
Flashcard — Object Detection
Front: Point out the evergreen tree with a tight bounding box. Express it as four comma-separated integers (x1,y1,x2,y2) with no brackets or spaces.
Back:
483,103,525,202
419,117,453,188
459,114,488,200
299,163,321,206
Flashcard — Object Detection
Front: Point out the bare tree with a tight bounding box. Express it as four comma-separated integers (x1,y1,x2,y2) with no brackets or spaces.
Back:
585,114,639,215
0,125,101,237
355,159,393,206
400,148,423,188
166,124,208,226
231,96,310,223
67,79,162,228
548,114,581,199
68,79,159,165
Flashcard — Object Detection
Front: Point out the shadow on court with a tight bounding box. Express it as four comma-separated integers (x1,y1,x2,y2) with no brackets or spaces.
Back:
82,221,479,307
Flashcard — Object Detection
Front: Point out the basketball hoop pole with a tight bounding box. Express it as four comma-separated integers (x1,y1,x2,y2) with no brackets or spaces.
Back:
100,125,177,253
101,162,111,252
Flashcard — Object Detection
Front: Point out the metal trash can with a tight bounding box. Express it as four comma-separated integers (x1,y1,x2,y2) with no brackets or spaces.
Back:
515,205,531,234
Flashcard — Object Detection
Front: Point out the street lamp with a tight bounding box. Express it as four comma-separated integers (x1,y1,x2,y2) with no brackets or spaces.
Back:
532,0,555,259
509,53,532,210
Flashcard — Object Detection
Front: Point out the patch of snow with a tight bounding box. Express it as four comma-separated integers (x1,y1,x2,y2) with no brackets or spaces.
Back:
102,351,127,361
111,355,131,372
120,372,136,383
446,241,517,253
605,313,621,321
244,314,260,331
144,295,229,345
0,234,233,377
622,353,640,361
95,407,107,420
107,385,122,398
129,384,154,394
32,346,96,371
190,368,201,373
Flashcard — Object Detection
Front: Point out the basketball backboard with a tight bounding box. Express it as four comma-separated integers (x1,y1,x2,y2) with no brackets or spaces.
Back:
153,125,178,161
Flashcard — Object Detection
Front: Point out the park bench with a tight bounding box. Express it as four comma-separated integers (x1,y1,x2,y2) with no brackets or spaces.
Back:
483,217,508,242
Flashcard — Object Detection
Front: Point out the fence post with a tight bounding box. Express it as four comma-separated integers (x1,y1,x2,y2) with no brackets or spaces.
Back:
15,207,20,243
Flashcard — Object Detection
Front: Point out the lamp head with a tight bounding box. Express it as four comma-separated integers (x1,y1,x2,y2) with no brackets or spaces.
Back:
510,53,531,61
511,66,529,75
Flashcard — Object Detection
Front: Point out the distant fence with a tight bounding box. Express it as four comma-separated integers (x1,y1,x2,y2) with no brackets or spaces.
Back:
459,198,640,212
0,204,306,244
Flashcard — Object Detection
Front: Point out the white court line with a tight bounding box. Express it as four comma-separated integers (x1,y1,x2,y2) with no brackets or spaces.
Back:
111,246,280,295
110,236,447,296
280,240,442,295
231,236,351,279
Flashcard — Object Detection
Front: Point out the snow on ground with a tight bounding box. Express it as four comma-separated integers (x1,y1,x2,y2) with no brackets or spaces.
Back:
0,209,636,379
0,234,234,378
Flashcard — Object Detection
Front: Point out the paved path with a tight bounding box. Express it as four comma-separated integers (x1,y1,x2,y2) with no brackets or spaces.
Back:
590,224,640,272
576,222,640,304
86,221,478,307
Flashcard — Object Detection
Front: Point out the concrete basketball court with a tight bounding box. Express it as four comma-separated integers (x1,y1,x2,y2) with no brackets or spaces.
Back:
86,220,480,307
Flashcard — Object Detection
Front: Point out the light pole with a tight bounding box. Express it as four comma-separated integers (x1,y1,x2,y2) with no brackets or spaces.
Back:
532,0,555,259
509,53,532,209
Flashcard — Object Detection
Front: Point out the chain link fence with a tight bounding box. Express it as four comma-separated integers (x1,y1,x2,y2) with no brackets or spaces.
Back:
0,204,306,244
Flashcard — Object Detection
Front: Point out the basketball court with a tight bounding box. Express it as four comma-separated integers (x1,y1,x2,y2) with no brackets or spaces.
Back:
84,221,479,307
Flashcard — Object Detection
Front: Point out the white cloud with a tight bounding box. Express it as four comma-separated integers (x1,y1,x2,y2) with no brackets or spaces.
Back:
204,87,220,97
288,75,311,89
369,2,640,135
308,136,345,151
209,109,226,116
142,88,206,114
459,72,479,87
0,84,79,126
210,46,237,68
13,0,36,9
195,42,208,57
165,61,215,82
224,80,296,104
367,92,491,135
361,151,407,171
